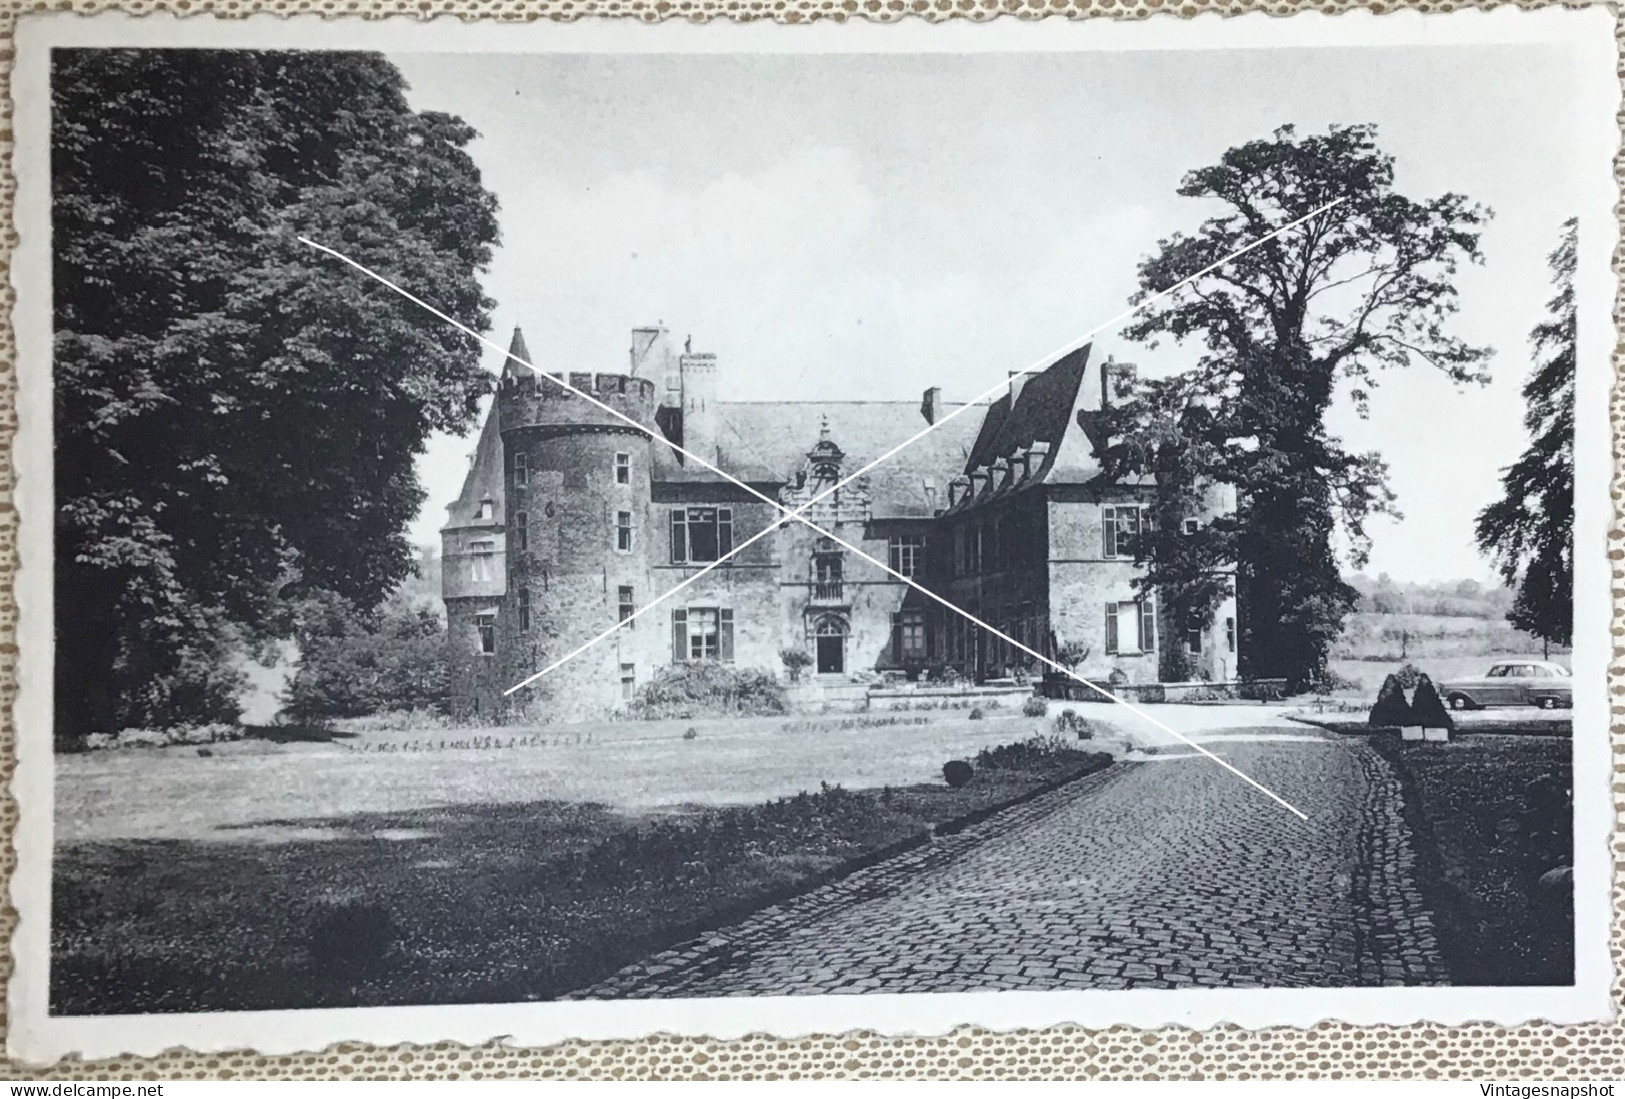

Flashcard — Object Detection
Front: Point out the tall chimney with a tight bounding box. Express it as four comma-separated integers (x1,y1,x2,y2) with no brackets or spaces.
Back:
679,349,720,465
920,386,944,425
1101,359,1138,409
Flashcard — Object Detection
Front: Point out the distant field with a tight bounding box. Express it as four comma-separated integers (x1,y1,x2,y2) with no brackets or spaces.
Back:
1335,612,1564,662
1327,652,1571,697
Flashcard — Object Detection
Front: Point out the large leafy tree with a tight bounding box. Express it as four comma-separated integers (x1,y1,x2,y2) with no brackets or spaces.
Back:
1105,124,1491,689
53,49,499,741
1476,218,1576,657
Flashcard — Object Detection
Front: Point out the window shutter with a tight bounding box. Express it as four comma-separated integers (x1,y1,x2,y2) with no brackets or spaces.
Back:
719,609,735,663
671,609,688,664
1102,508,1116,558
670,509,687,563
719,508,734,559
1140,599,1156,654
891,612,903,664
1105,603,1118,654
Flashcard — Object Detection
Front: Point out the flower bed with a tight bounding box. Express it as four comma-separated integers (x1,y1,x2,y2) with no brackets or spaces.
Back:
1371,733,1572,985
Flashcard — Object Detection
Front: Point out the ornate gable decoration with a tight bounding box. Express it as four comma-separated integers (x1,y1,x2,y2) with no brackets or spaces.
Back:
778,416,872,526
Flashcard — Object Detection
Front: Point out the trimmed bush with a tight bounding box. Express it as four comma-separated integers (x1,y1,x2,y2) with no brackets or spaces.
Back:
1411,673,1455,730
1369,673,1414,727
968,707,985,721
779,648,814,684
683,727,699,741
1053,709,1103,740
1021,696,1048,718
628,663,787,719
942,759,974,788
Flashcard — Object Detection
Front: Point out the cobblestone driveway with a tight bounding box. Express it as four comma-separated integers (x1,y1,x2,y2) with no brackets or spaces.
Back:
573,731,1447,998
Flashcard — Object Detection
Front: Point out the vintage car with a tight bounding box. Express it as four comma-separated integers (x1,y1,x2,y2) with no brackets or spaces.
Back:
1439,660,1573,710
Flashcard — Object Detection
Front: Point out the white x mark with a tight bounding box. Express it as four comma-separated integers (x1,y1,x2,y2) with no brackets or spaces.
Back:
304,200,1340,821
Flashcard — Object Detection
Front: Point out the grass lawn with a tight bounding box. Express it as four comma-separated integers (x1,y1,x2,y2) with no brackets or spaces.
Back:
56,709,1128,845
1372,733,1572,985
52,736,1114,1014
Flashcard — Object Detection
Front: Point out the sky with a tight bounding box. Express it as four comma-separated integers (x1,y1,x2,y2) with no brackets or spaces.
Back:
390,43,1584,584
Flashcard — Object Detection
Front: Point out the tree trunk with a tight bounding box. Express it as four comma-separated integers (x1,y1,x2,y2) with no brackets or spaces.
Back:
54,565,122,748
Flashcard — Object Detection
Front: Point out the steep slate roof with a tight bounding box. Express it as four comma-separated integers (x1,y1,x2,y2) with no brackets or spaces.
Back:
442,398,505,531
962,344,1091,482
653,401,987,519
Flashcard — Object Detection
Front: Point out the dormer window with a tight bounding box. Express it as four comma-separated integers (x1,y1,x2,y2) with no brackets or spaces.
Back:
477,498,495,522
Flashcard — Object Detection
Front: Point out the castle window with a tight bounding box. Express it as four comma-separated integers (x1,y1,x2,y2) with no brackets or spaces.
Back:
514,452,528,487
1102,505,1147,559
966,524,982,574
672,607,734,663
469,540,496,582
618,585,635,627
620,664,637,701
1226,616,1237,654
888,534,924,578
518,588,531,632
475,613,496,655
1186,621,1203,654
515,511,528,553
614,452,631,485
1105,598,1156,655
891,610,927,663
615,511,634,553
477,498,495,523
670,507,734,564
1183,517,1201,535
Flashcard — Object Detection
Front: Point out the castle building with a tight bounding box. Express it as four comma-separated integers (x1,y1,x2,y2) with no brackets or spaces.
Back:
441,324,1239,722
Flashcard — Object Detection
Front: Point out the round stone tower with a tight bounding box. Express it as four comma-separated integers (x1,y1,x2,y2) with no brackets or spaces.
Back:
496,331,658,723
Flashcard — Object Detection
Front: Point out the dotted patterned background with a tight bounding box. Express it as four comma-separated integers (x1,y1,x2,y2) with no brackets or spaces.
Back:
0,0,1620,1079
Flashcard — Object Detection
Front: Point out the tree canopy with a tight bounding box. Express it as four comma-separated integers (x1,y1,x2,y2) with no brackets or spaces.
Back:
1476,218,1577,655
1103,124,1491,688
52,49,500,739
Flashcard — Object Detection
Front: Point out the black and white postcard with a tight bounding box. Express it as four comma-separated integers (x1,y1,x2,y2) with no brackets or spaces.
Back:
9,8,1619,1063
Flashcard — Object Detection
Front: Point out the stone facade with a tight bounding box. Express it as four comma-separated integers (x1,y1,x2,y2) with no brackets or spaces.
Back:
441,325,1240,722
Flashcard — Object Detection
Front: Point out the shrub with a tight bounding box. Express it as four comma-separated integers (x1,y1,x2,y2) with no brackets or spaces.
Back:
84,722,244,751
1021,696,1048,718
974,735,1114,779
628,662,787,719
1369,673,1414,727
683,726,699,741
779,648,814,684
283,592,450,722
942,759,974,788
1053,709,1096,739
968,707,985,721
1411,673,1454,730
1055,640,1091,670
113,615,248,731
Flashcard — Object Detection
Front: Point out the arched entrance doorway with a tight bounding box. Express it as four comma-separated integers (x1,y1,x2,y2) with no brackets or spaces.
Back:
813,615,847,675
